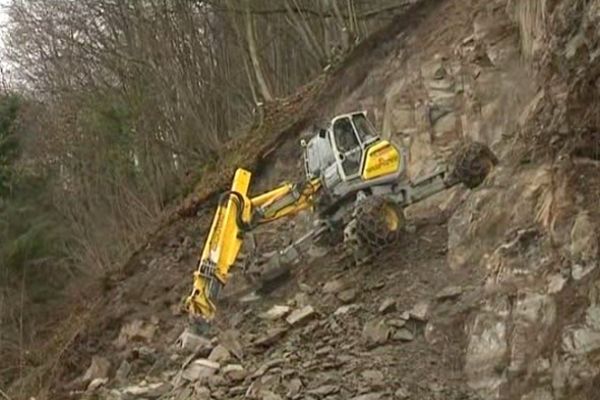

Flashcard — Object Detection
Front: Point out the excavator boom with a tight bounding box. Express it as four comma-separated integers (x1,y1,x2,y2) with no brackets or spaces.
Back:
185,168,320,321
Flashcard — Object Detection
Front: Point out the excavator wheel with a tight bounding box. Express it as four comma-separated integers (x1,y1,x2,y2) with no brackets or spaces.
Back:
448,141,498,189
345,196,406,262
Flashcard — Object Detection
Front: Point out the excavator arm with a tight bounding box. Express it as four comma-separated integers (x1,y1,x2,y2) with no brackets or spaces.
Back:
185,168,320,322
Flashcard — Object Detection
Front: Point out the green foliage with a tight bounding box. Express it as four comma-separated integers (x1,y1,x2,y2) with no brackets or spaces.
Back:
76,97,137,182
0,94,22,197
0,94,66,298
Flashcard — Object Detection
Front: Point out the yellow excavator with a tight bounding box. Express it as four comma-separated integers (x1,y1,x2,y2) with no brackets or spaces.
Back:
185,111,497,324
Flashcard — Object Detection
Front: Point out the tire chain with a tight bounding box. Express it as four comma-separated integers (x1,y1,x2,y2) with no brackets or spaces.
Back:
448,141,498,189
352,196,404,256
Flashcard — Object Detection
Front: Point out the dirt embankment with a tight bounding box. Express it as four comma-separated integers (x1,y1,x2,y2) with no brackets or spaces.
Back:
13,0,600,400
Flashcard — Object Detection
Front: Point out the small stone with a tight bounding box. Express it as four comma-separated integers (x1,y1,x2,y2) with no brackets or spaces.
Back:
378,298,397,314
176,329,213,355
337,289,357,304
323,280,346,294
208,345,231,364
259,389,283,400
115,319,156,348
399,311,410,320
315,345,333,357
219,329,244,360
253,327,289,348
350,393,384,400
572,264,595,281
429,382,443,392
286,305,316,326
362,319,391,347
370,281,385,290
393,328,415,342
222,364,247,381
115,360,131,383
123,382,172,398
182,359,220,382
409,302,429,321
395,387,410,399
435,286,463,301
229,386,246,396
261,305,291,320
293,292,311,307
361,370,384,388
82,356,111,384
298,282,314,293
286,378,303,397
207,374,227,388
252,358,285,378
87,378,108,391
195,386,211,400
240,292,262,303
547,274,567,294
308,385,339,396
334,304,360,316
387,319,407,329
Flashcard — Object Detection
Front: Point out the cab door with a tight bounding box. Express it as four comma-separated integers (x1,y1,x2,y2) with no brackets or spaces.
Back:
331,116,363,180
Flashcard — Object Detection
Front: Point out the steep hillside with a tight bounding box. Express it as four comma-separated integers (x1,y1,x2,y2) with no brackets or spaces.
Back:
11,1,599,400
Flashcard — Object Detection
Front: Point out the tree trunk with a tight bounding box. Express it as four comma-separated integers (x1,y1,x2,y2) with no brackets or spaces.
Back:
245,0,273,102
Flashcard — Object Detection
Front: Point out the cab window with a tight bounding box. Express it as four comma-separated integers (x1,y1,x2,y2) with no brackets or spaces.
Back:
333,118,359,152
352,113,377,143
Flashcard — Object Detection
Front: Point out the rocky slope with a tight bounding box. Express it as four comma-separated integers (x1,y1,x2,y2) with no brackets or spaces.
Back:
33,1,600,400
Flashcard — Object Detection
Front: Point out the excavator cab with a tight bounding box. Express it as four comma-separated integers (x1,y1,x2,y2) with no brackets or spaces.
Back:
303,111,405,198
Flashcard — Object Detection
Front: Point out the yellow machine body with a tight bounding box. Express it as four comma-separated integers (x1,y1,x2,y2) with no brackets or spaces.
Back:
361,140,401,181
